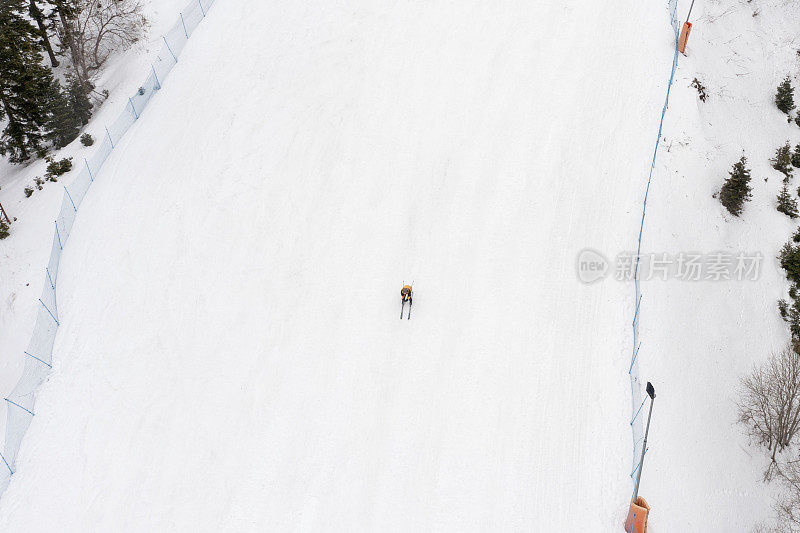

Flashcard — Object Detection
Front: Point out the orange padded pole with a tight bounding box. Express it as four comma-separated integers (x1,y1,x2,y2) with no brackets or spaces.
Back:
678,22,692,54
624,497,650,533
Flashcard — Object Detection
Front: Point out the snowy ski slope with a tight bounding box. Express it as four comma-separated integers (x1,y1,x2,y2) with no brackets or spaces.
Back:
0,0,198,445
0,1,675,529
638,1,800,530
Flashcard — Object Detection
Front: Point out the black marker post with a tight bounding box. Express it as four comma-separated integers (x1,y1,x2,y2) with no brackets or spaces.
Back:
632,382,656,504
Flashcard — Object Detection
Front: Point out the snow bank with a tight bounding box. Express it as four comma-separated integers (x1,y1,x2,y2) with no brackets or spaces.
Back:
0,0,218,497
636,0,800,530
0,0,198,451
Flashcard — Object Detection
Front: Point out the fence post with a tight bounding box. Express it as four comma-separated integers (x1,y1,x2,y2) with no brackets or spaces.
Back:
5,398,34,417
630,396,647,425
105,126,114,149
64,186,77,212
629,342,641,374
152,64,161,90
54,221,62,250
632,294,642,325
129,97,139,119
180,13,189,38
632,383,656,503
24,351,52,368
163,35,177,63
85,158,94,182
0,451,12,475
198,0,205,16
38,298,58,325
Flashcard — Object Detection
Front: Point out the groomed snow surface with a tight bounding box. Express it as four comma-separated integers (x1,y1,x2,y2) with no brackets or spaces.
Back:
0,0,197,447
640,1,800,530
0,0,757,530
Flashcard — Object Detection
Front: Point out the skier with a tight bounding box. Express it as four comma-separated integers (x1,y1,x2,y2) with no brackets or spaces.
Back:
400,284,413,319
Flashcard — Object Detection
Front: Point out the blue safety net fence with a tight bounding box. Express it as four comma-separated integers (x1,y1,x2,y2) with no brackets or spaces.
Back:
0,0,216,497
627,0,680,501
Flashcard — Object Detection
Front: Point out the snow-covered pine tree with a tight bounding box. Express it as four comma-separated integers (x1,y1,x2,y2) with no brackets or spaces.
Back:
773,142,794,178
780,240,800,288
28,0,59,67
45,80,80,148
778,184,800,219
65,71,91,125
782,282,800,339
720,156,753,217
46,71,91,148
777,76,796,115
793,144,800,169
786,297,800,339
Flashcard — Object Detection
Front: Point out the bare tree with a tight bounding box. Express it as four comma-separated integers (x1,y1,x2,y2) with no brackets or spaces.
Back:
768,459,800,532
79,0,148,72
48,0,87,90
738,343,800,477
49,0,149,94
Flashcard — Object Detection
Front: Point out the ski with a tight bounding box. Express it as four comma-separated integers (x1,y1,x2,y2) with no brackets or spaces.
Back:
407,302,411,320
400,300,405,319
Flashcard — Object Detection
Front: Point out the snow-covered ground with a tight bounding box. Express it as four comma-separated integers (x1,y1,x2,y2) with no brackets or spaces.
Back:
638,0,800,530
0,0,675,529
2,0,799,530
0,0,192,450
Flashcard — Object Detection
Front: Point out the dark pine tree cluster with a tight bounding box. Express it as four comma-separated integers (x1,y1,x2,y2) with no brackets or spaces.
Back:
779,230,800,338
0,0,92,164
777,76,796,116
778,185,800,219
774,142,794,178
720,156,753,217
